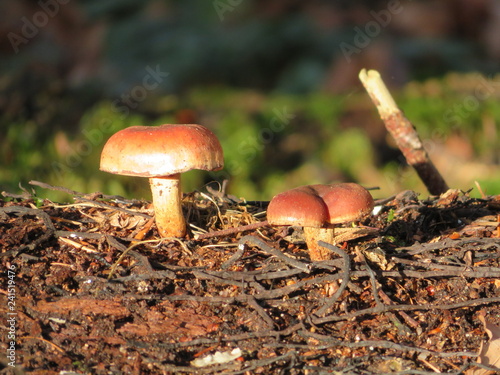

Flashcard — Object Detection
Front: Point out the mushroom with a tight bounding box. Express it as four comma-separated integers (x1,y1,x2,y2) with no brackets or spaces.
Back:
267,183,374,261
100,124,224,238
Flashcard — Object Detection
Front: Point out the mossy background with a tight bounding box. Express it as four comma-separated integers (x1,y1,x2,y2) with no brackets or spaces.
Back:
1,0,499,203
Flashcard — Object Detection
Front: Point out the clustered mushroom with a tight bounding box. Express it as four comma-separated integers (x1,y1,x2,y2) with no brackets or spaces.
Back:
267,183,374,261
100,124,223,238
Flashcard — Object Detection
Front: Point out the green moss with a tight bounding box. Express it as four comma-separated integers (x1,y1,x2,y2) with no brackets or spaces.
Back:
2,74,499,202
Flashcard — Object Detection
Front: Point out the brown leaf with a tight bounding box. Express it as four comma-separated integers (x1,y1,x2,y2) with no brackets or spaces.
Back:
108,211,148,230
480,319,500,368
437,189,461,206
465,314,500,375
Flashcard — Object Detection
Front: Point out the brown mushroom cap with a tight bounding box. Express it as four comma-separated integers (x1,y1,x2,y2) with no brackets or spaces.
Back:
268,183,374,261
100,124,224,177
314,183,374,224
267,183,374,227
267,185,329,227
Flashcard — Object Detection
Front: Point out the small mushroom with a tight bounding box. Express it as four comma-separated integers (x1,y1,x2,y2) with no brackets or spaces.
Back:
100,124,224,238
267,183,374,261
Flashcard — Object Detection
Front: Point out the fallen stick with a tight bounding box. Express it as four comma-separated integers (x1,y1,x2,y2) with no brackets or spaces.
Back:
359,69,449,195
193,221,269,240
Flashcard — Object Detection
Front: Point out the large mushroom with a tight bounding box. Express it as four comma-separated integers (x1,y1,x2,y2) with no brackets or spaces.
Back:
100,124,224,238
267,183,374,261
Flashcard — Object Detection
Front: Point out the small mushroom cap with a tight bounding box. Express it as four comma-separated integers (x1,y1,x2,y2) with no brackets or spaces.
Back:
316,183,374,224
267,183,374,227
267,185,329,227
100,124,224,177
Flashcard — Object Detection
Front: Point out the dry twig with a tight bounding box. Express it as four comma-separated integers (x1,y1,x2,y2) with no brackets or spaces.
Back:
359,69,449,195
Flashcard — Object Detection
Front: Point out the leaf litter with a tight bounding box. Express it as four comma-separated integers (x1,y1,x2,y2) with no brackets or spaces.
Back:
1,181,500,374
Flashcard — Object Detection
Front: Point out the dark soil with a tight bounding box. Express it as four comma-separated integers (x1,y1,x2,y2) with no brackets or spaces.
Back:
1,183,500,374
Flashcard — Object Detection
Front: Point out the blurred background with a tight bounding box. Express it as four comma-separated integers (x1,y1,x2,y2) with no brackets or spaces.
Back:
1,0,499,202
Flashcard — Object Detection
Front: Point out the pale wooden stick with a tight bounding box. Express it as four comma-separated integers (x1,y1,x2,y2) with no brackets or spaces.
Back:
359,69,449,195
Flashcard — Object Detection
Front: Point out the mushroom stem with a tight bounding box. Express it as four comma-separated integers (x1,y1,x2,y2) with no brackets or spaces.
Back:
149,174,186,238
303,226,335,261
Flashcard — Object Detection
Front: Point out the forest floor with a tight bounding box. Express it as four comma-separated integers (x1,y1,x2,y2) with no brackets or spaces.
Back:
1,182,500,374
